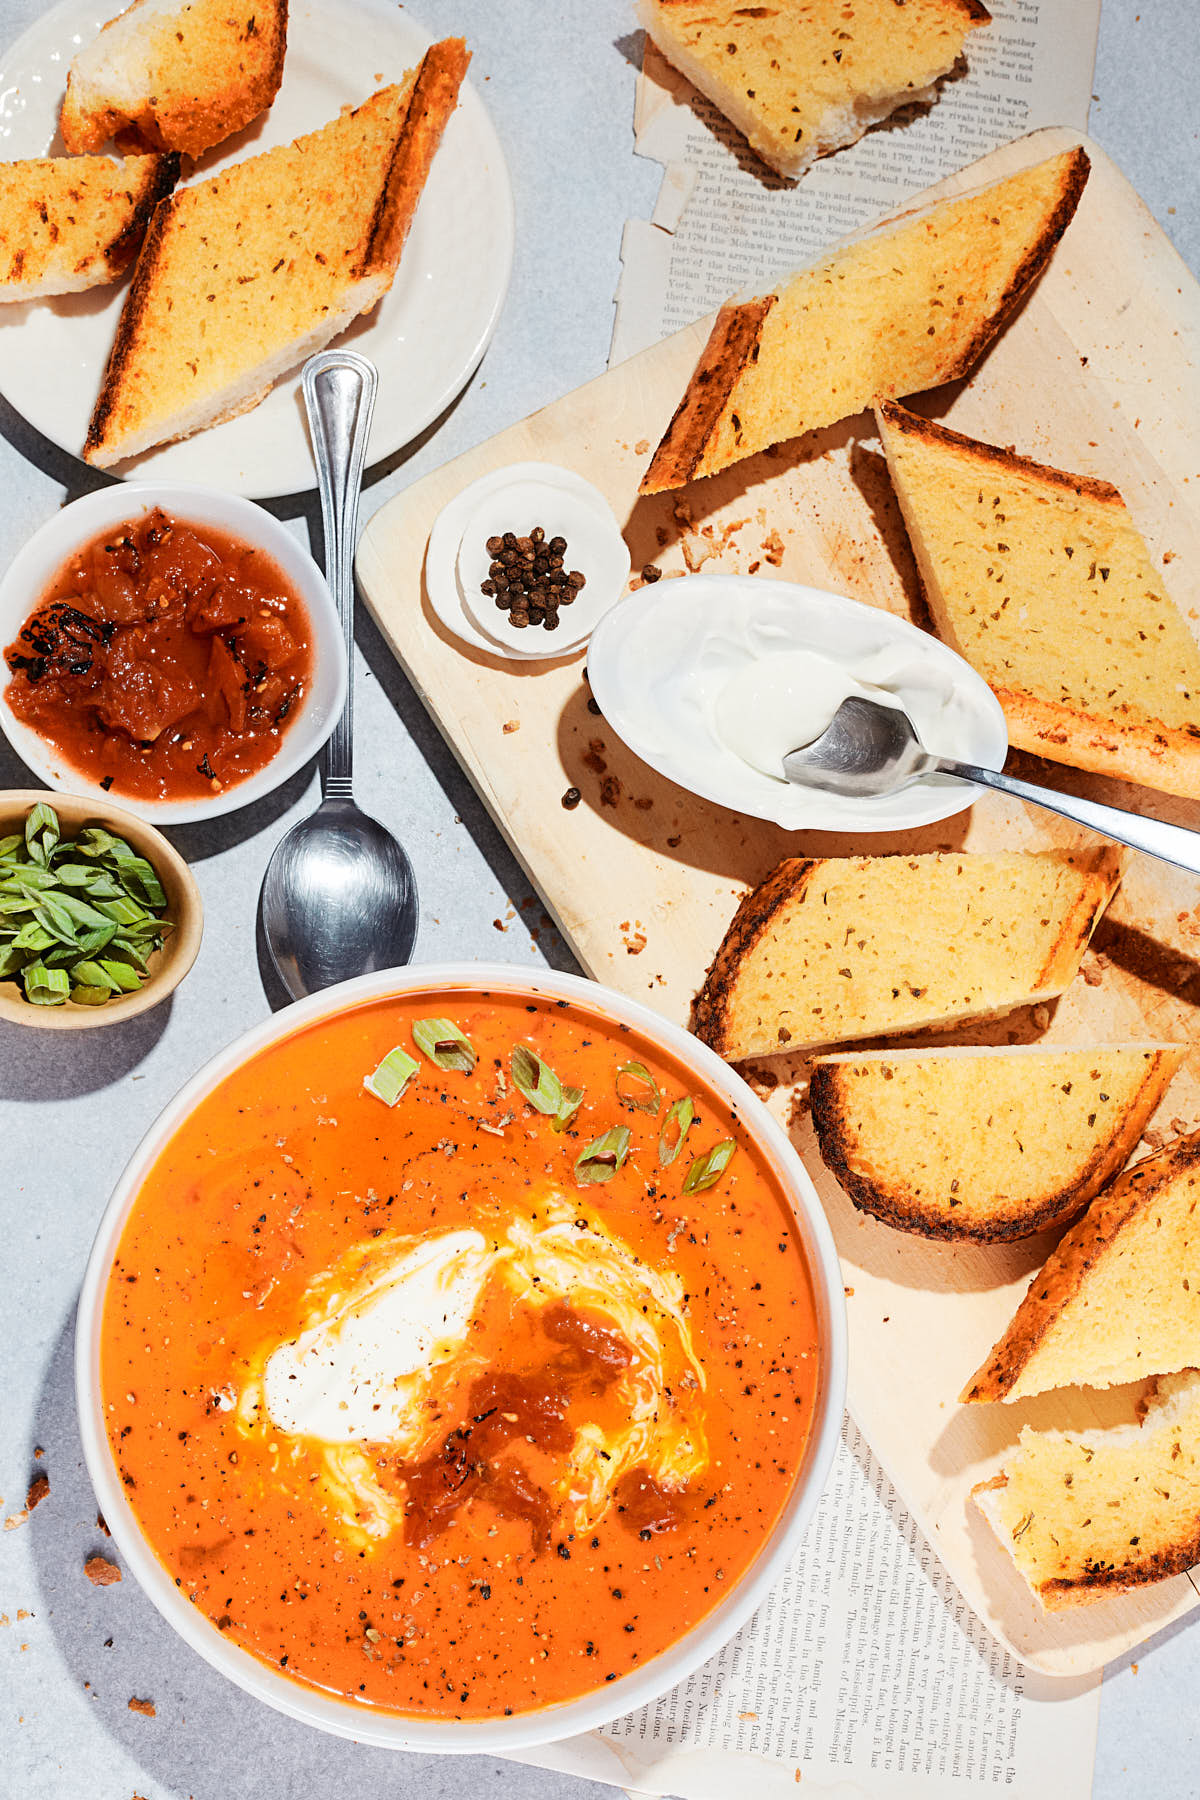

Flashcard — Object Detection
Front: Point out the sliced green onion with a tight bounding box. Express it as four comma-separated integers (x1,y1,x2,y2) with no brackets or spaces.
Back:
551,1084,585,1134
574,1126,631,1184
682,1140,736,1194
658,1097,695,1166
0,803,170,1007
22,960,70,1005
510,1045,564,1115
24,802,59,865
412,1017,477,1073
364,1044,420,1105
615,1059,661,1115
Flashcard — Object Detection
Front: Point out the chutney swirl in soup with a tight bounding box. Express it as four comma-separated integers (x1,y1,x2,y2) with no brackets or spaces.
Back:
101,990,820,1719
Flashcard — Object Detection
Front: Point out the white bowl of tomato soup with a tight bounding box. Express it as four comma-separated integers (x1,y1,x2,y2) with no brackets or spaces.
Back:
76,964,846,1750
0,484,346,825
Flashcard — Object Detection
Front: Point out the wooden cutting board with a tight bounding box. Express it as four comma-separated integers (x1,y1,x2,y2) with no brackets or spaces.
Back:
357,127,1200,1675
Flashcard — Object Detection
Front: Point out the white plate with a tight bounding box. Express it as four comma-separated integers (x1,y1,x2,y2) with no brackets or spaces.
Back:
424,462,631,663
0,0,514,497
586,573,1010,833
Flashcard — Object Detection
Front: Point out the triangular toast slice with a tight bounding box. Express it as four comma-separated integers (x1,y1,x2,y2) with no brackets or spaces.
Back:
61,0,288,159
636,0,990,181
964,1132,1200,1403
691,847,1122,1063
974,1370,1200,1609
877,398,1200,799
84,39,469,467
640,145,1089,493
810,1043,1184,1242
0,152,178,299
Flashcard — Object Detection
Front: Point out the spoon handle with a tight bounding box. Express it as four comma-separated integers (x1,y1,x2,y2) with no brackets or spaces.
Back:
938,757,1200,877
303,350,379,802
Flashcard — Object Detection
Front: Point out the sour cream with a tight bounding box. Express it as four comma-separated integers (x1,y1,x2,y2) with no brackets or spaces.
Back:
715,642,972,782
262,1229,492,1446
585,572,1009,834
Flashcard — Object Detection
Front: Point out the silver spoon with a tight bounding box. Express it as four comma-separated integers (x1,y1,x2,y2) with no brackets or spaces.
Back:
260,350,418,999
783,694,1200,877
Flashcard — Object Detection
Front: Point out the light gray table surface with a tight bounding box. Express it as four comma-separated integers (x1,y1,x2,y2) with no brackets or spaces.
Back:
1,3,1197,1797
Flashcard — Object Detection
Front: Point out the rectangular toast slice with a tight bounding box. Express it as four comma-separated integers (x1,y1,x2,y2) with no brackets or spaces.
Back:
637,0,990,181
641,145,1089,493
0,152,178,299
83,39,469,467
877,398,1200,799
61,0,289,160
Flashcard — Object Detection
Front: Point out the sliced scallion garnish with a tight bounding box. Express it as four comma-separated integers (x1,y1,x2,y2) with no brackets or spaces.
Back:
551,1084,585,1134
574,1126,631,1184
615,1060,661,1115
0,804,170,1008
413,1017,477,1073
510,1045,563,1115
658,1097,694,1166
364,1045,420,1106
682,1139,736,1194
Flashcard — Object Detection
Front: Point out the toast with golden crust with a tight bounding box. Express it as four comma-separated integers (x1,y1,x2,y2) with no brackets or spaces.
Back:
83,40,469,468
810,1043,1184,1243
691,848,1123,1063
637,0,990,182
973,1371,1200,1609
0,151,178,298
641,145,1089,494
963,1132,1200,1403
61,0,288,160
877,398,1200,799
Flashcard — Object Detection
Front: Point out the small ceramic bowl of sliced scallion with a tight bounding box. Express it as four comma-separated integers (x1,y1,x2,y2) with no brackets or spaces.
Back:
0,791,202,1029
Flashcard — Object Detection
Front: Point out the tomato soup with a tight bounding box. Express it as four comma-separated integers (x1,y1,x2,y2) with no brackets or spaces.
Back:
101,990,821,1719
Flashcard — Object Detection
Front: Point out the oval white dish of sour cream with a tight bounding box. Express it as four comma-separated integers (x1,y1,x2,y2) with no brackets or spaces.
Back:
585,573,1009,832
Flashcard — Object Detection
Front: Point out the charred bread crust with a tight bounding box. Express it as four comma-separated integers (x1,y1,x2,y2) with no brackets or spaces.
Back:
85,190,173,459
929,144,1091,385
640,295,776,494
876,397,1119,503
993,687,1200,802
1037,1522,1200,1608
363,37,469,278
691,856,817,1055
100,152,181,274
962,1132,1200,1402
1031,847,1123,991
807,1059,1147,1244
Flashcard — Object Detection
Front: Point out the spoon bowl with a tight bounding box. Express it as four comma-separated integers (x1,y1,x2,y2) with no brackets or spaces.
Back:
260,351,418,1001
785,694,1200,878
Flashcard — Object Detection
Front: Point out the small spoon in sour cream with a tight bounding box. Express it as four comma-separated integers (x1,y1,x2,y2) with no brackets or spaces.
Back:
784,695,1200,876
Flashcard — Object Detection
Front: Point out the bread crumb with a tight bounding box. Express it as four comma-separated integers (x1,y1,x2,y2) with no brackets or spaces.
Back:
762,529,785,567
85,1556,121,1587
844,1285,855,1298
25,1475,49,1513
634,438,649,455
127,1697,156,1717
502,719,519,734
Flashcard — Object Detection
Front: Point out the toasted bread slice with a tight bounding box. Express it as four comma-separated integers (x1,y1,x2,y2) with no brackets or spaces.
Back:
964,1132,1200,1403
0,151,178,299
637,0,989,182
974,1370,1200,1608
876,400,1200,800
640,146,1089,494
61,0,288,159
691,848,1122,1064
83,41,469,468
810,1043,1184,1242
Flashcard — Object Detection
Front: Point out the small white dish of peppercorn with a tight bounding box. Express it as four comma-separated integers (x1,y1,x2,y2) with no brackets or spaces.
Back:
424,462,631,661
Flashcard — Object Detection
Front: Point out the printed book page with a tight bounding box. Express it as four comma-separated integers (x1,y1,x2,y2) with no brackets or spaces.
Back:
611,0,1102,363
529,11,1110,1794
514,1420,1101,1798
